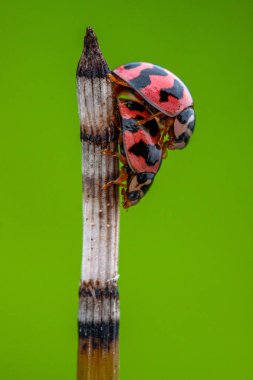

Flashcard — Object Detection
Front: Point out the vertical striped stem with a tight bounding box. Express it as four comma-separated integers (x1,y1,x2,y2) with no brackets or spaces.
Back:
76,28,120,380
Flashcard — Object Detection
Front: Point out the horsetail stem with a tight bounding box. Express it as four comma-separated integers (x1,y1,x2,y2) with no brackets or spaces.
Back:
76,27,120,380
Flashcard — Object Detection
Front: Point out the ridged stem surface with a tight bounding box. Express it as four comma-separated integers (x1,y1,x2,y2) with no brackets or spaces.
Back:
76,27,120,380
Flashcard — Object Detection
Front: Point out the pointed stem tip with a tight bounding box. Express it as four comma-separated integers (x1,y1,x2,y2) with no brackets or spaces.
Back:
77,27,110,78
84,27,99,57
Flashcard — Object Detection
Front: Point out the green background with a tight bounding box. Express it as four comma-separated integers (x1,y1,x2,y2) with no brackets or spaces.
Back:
1,0,253,379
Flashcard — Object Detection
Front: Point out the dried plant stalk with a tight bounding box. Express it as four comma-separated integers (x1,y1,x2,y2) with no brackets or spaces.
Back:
76,27,120,380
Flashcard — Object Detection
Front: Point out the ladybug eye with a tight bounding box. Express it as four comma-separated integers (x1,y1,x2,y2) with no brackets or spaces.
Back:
177,114,183,123
125,101,134,109
137,173,154,184
127,191,140,201
177,108,194,124
126,101,145,112
137,173,148,183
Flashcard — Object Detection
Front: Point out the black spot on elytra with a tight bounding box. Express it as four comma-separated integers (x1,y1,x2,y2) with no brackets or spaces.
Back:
124,62,142,70
144,119,160,137
159,79,184,102
129,140,161,166
129,66,168,90
122,117,143,132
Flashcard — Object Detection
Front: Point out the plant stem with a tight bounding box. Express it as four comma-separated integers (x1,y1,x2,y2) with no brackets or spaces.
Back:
76,27,120,380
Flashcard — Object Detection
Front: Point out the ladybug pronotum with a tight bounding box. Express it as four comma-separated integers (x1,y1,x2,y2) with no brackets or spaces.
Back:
102,62,196,208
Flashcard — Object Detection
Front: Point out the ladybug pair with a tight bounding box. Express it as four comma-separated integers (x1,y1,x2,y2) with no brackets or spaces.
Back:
103,62,196,208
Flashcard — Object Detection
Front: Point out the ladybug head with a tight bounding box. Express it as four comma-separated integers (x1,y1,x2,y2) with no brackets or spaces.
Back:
122,173,155,208
169,107,196,150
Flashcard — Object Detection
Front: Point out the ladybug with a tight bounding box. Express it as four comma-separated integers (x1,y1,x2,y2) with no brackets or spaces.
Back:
103,62,196,208
103,89,163,208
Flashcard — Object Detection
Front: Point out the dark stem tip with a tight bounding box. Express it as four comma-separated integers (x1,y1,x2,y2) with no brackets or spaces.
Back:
77,27,110,78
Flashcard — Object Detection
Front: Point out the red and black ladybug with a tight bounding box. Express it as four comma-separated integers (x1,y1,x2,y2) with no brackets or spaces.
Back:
103,62,195,208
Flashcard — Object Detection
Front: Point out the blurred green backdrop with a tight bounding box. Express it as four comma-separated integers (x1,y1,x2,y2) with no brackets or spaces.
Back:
1,0,253,379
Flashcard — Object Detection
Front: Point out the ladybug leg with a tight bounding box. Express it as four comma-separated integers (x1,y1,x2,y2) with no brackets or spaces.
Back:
102,167,128,190
101,148,119,158
168,129,176,150
107,73,131,88
162,130,176,157
101,149,127,165
119,154,127,165
162,141,170,158
121,188,129,209
135,112,163,126
158,127,169,146
101,133,124,161
158,119,175,158
158,130,174,159
158,119,174,145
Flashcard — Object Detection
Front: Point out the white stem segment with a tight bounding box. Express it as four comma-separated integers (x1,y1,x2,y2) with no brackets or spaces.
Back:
77,74,119,286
